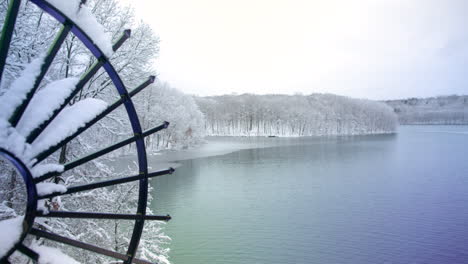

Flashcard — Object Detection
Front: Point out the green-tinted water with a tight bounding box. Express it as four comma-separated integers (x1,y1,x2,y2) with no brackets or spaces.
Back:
149,126,468,264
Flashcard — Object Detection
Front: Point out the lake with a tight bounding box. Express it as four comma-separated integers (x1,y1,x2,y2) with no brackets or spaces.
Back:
148,126,468,264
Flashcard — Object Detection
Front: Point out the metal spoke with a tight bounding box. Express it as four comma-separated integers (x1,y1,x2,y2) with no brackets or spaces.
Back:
113,29,131,51
60,122,168,172
37,211,171,221
17,244,39,261
30,228,154,264
0,0,21,81
38,168,174,199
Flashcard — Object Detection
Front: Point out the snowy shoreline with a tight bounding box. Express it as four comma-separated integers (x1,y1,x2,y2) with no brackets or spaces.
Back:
113,133,397,172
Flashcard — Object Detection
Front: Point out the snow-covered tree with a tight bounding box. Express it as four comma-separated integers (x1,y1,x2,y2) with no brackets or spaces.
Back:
134,81,205,152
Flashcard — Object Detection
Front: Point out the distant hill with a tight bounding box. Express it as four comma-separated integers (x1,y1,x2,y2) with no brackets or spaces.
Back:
384,95,468,125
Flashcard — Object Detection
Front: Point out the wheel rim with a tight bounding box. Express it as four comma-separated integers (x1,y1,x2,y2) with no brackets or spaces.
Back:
0,1,172,263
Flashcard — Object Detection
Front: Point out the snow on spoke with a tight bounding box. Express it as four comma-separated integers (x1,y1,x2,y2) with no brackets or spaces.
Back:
45,0,114,58
0,217,23,258
30,98,108,158
16,78,79,137
36,182,67,197
0,56,45,121
31,243,81,264
31,163,64,179
0,119,31,163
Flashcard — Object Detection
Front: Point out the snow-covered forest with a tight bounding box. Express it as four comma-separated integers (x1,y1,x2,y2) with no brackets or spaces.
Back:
196,94,398,136
385,95,468,125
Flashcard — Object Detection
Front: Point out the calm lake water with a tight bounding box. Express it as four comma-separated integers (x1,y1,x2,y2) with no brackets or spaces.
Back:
149,126,468,264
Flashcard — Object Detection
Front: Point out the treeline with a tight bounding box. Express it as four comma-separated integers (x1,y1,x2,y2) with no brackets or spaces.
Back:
195,93,397,136
133,81,205,152
385,95,468,125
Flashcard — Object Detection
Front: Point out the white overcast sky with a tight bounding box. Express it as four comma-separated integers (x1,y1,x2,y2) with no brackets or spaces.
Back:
121,0,468,100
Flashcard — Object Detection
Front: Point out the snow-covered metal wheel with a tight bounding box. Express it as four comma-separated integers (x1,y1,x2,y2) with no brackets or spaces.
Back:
0,0,173,263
